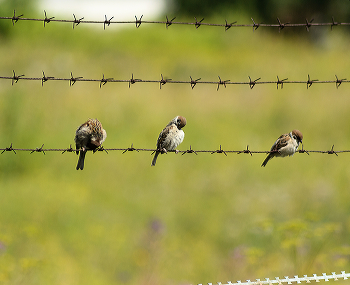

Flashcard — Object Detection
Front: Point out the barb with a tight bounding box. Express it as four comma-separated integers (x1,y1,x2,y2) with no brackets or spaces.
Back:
11,10,23,26
165,15,176,29
335,74,346,89
2,11,350,31
30,144,46,154
100,74,113,88
1,143,16,154
72,14,84,29
248,76,261,89
69,72,83,86
2,144,350,156
182,145,198,155
194,17,204,29
129,73,142,88
298,144,309,155
43,10,54,27
159,74,171,89
211,145,227,156
189,76,201,89
11,70,24,85
331,16,338,30
122,143,139,154
305,18,314,32
307,74,318,89
277,17,289,32
225,19,237,31
238,145,253,156
135,15,143,28
2,71,350,89
251,18,261,31
217,76,229,91
103,15,114,30
41,71,54,86
276,75,288,89
61,144,74,154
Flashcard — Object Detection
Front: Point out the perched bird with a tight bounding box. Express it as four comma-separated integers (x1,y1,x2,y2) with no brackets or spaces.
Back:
261,129,303,167
151,116,186,166
74,118,107,170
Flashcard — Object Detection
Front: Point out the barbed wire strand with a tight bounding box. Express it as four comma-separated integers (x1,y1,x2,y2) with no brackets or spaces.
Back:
1,10,350,31
0,143,348,156
210,271,350,285
1,71,349,89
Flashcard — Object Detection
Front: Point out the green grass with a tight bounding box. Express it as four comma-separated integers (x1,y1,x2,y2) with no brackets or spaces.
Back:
0,12,350,285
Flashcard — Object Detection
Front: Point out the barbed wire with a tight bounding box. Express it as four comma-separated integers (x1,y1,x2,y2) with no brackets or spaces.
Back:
1,10,350,32
0,143,347,156
1,71,349,90
210,271,350,285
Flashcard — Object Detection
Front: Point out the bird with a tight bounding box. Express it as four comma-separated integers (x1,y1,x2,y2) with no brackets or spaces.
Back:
261,129,303,167
151,115,186,166
74,118,107,170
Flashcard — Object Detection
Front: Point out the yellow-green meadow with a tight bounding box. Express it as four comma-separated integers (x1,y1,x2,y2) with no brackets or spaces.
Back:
0,12,350,285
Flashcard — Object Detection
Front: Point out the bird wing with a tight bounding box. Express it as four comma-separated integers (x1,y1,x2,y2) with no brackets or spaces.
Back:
270,133,289,151
156,125,172,149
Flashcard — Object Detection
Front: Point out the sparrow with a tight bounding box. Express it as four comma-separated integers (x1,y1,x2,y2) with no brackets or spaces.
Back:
74,118,107,170
261,129,303,167
151,116,186,166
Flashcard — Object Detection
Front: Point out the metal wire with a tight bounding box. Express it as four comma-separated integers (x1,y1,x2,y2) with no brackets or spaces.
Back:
0,143,347,156
1,71,349,90
1,10,350,31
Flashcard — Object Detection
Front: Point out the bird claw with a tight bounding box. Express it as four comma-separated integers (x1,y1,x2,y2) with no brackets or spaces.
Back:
175,149,179,154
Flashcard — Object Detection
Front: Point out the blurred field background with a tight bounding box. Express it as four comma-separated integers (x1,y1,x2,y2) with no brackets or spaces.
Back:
1,1,350,284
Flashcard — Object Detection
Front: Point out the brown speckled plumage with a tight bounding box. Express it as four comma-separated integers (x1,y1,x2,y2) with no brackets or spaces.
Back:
151,116,186,166
74,118,107,170
261,129,303,167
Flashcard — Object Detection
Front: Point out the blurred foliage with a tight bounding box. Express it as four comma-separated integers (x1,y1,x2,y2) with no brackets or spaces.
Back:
167,0,350,25
0,8,350,285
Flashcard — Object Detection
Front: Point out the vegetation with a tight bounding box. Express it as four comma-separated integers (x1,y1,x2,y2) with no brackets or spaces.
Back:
167,0,350,25
0,10,350,285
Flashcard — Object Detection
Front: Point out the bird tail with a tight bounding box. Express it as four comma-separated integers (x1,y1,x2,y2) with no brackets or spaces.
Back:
261,153,273,167
151,151,160,166
76,151,86,170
